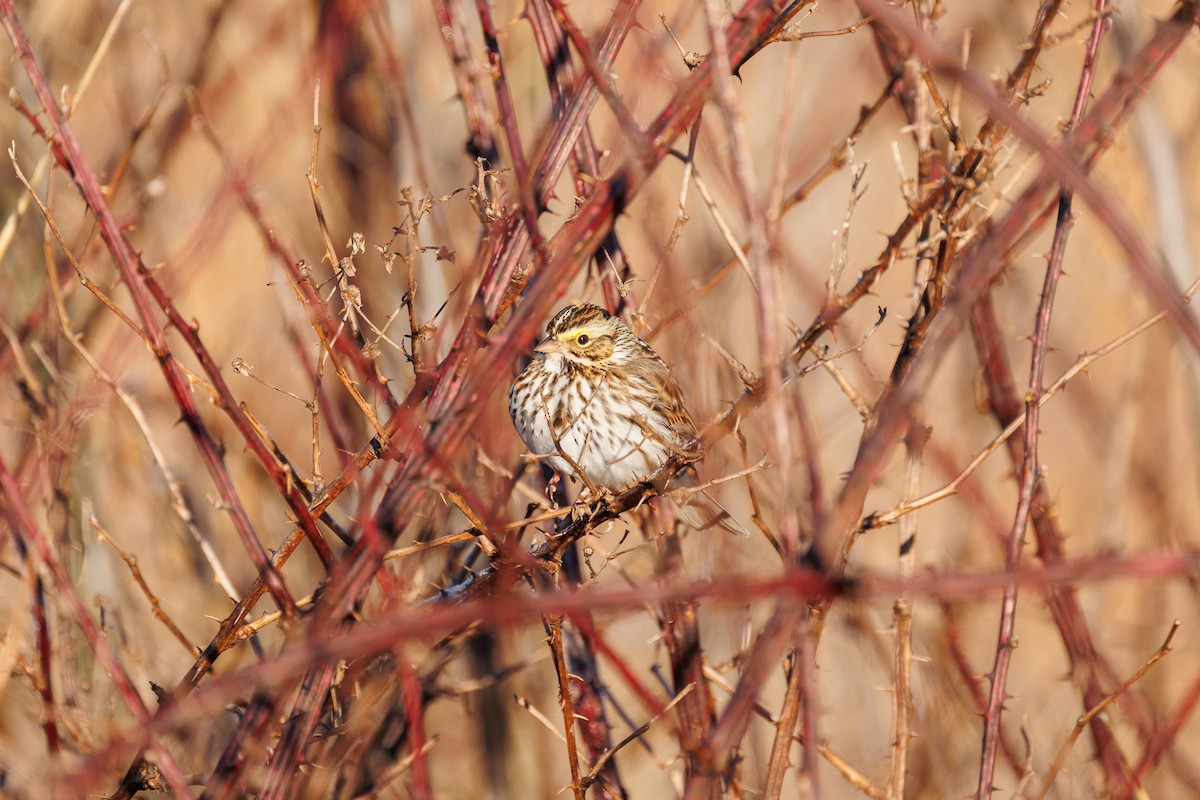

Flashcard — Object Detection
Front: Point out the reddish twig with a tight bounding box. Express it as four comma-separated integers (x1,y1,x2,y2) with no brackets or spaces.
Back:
0,452,193,798
57,545,1200,789
976,5,1118,795
0,0,299,613
547,614,587,800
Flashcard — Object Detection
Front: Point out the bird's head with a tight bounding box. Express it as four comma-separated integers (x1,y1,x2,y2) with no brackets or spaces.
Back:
536,303,623,366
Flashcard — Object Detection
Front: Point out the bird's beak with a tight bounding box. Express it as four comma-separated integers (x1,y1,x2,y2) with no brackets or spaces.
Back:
534,337,563,355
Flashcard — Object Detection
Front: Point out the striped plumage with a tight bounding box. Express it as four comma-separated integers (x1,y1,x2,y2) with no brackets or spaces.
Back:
508,303,697,490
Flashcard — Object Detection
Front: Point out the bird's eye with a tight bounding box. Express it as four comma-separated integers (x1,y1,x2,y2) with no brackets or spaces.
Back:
577,334,590,345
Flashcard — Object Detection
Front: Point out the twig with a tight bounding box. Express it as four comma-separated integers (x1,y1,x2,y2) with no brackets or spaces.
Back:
515,693,569,744
1130,666,1200,789
0,453,192,798
12,147,242,600
307,84,387,439
0,0,133,267
54,548,1200,790
820,743,886,800
700,0,798,561
641,121,701,317
581,683,696,791
656,506,718,796
865,270,1200,531
1033,621,1181,800
887,421,926,799
977,6,1112,792
547,614,587,800
762,647,805,800
90,513,199,657
5,5,306,609
688,168,758,291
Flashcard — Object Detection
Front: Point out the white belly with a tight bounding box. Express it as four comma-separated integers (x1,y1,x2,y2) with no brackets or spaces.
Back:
510,355,675,489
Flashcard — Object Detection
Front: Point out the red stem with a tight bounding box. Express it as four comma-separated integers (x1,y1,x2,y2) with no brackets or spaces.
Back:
0,0,298,613
977,6,1113,795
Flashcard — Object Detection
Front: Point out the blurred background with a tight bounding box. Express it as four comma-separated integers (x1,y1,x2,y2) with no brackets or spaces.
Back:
2,0,1200,797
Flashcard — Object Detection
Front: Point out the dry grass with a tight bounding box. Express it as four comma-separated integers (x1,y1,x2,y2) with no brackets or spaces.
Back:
2,0,1200,798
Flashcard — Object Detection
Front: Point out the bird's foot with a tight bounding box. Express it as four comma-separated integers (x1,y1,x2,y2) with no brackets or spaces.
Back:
575,485,621,520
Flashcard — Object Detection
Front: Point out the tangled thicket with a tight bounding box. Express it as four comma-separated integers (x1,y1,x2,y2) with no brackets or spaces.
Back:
2,1,1200,798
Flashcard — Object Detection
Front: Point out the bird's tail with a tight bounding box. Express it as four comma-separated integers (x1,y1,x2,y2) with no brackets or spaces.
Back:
664,474,750,537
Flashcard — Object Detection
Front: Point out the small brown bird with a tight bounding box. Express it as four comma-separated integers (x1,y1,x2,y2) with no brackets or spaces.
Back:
509,303,738,530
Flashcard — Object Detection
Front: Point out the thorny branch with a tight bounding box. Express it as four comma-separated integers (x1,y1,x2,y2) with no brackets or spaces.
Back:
3,1,1200,798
